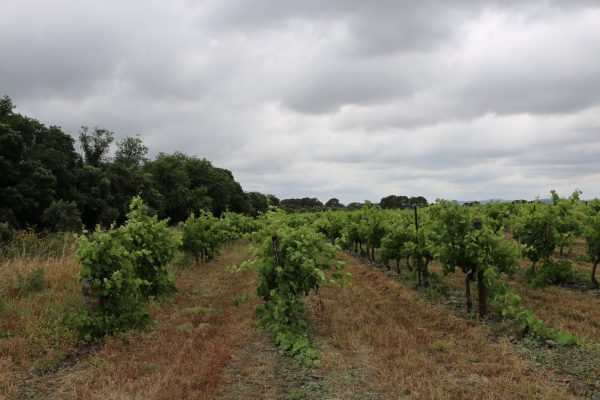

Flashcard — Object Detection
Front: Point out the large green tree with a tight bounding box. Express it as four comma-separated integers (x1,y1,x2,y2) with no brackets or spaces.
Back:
0,96,79,228
0,96,270,230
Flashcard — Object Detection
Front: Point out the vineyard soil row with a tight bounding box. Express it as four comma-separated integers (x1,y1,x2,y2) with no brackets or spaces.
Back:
10,239,590,399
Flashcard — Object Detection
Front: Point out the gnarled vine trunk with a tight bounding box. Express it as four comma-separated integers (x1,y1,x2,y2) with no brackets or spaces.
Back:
465,269,474,312
592,255,599,289
477,267,487,317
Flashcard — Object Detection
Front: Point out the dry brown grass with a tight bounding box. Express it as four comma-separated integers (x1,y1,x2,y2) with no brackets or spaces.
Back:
307,252,577,399
507,259,600,343
44,239,258,400
428,255,600,344
0,240,82,398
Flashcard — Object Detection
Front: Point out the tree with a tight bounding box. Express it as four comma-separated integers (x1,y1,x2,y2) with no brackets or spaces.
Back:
115,135,149,166
266,194,280,207
79,126,114,167
246,192,269,216
380,195,408,209
409,196,428,208
380,195,428,209
0,96,80,229
42,200,83,232
143,152,249,221
280,198,324,212
346,202,363,211
108,135,153,223
0,96,15,117
325,198,344,209
0,97,266,229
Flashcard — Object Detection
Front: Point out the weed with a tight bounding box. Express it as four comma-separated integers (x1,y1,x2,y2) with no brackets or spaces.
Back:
233,293,252,307
171,252,192,271
428,339,453,352
530,259,575,287
286,387,309,400
12,267,45,295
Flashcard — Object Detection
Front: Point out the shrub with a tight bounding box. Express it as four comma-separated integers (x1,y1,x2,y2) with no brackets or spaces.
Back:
0,222,14,244
239,222,349,364
75,196,179,340
182,212,225,263
120,197,180,298
76,227,149,340
530,259,575,287
42,200,83,233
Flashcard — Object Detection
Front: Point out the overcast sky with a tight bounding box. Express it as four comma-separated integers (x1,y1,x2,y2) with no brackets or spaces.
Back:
2,0,600,203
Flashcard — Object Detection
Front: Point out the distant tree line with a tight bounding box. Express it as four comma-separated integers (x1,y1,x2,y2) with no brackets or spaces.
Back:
0,96,277,232
278,195,429,212
379,195,428,209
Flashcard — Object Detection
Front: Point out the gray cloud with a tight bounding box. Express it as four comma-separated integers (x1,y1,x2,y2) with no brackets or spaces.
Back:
2,0,600,203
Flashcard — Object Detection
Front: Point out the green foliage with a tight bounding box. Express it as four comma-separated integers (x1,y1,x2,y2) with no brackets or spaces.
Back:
240,221,349,364
584,211,600,287
359,202,386,259
182,212,227,263
483,201,512,233
379,195,428,209
42,199,83,233
484,268,581,346
403,214,435,286
430,201,517,276
75,196,178,340
339,213,361,252
380,220,413,269
513,204,557,270
170,252,193,270
114,135,148,166
324,198,344,210
515,309,580,346
233,293,252,307
339,202,386,260
429,200,518,315
76,226,149,341
314,210,346,242
220,211,258,235
78,126,114,167
245,191,270,216
279,198,324,212
550,190,583,256
530,260,575,288
120,196,180,298
0,97,266,232
585,212,600,257
0,222,14,244
1,99,79,230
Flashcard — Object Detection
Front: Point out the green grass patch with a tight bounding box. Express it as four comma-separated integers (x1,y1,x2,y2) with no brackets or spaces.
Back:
428,339,453,352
